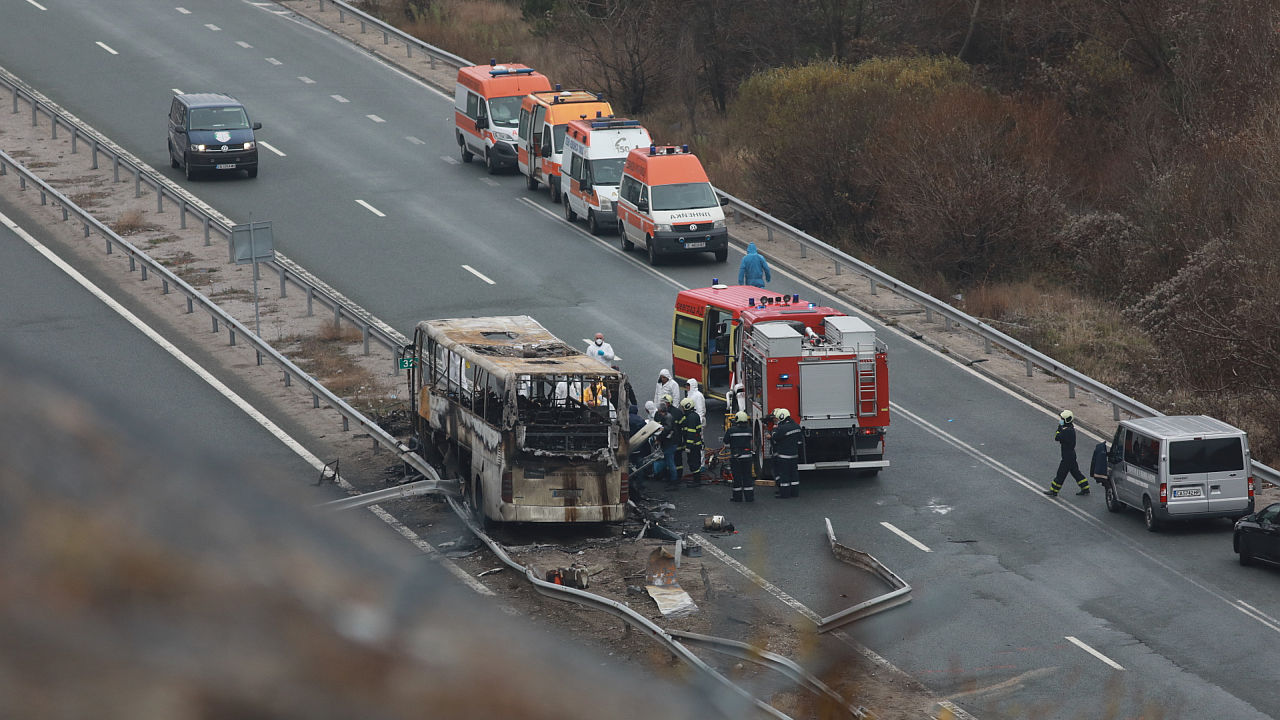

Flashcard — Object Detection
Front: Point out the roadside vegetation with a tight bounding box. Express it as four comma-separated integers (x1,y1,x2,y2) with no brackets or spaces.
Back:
360,0,1280,462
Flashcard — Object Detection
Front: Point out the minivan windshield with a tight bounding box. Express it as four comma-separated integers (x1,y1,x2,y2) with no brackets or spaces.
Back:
487,96,522,128
651,182,718,211
1169,437,1245,475
588,158,625,185
189,106,251,131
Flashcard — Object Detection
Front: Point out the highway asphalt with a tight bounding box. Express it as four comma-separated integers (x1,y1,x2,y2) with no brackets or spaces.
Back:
2,1,1278,717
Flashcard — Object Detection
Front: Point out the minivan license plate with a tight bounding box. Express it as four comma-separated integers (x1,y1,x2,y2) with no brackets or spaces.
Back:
685,241,706,249
215,163,236,170
1172,487,1203,498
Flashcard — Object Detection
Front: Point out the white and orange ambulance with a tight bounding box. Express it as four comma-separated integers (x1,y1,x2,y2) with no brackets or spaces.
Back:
615,145,728,265
516,89,613,203
453,61,552,174
559,117,651,235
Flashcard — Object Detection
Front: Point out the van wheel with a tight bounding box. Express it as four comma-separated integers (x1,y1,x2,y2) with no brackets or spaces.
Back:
621,233,634,252
647,236,660,265
1238,535,1254,566
169,141,179,169
714,248,728,263
246,167,258,179
526,172,539,191
564,199,577,223
184,154,196,181
459,135,473,163
1143,497,1161,532
587,210,601,235
485,150,498,175
552,177,564,203
1104,483,1122,513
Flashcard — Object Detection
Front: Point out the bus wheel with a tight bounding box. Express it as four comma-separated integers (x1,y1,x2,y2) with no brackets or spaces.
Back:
458,135,473,163
473,479,493,532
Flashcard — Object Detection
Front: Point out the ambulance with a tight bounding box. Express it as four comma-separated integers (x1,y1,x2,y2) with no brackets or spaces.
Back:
516,89,613,203
560,117,651,235
454,61,552,174
616,146,728,265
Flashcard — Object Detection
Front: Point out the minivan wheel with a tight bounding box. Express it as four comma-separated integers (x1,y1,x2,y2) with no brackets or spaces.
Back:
184,154,195,181
714,248,728,263
621,232,634,252
647,236,660,265
1143,497,1161,532
169,142,179,169
1104,483,1122,513
459,135,473,163
564,198,577,223
526,172,539,191
549,177,561,203
485,150,498,175
246,167,258,179
587,210,601,235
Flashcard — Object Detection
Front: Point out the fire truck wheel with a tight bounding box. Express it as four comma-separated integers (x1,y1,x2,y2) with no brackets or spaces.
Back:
458,135,473,163
564,198,577,222
714,248,728,263
484,149,498,175
525,172,539,191
752,422,774,480
621,232,634,252
587,210,602,235
647,237,661,265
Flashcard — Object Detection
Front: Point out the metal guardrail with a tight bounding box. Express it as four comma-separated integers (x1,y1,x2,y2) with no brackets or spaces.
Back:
294,1,1280,488
313,0,470,68
819,518,911,632
0,75,454,495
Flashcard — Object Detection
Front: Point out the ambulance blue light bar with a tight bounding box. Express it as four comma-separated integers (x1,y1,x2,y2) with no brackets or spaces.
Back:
489,67,535,77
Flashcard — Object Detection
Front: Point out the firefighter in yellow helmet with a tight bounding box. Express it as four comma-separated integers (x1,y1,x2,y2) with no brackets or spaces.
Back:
770,408,803,498
679,397,704,486
722,411,754,502
1044,409,1090,497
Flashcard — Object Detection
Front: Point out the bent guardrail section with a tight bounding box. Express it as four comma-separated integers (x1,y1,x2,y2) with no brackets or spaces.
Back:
819,518,912,633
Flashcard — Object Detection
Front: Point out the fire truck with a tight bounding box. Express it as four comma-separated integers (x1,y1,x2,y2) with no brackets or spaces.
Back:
671,284,889,476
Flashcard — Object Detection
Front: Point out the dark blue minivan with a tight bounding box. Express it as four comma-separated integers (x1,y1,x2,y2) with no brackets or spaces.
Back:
167,93,260,180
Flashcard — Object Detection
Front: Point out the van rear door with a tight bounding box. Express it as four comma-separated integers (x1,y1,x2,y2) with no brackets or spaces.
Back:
1169,436,1248,515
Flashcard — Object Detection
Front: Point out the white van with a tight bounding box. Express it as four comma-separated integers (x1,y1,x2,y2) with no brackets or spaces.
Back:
1103,415,1254,531
615,145,728,265
560,117,651,235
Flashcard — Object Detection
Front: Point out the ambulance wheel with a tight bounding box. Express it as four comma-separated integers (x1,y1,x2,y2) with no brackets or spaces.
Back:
714,248,728,262
526,172,539,191
621,233,634,252
564,199,577,223
549,176,562,203
647,236,661,265
458,135,473,163
587,210,602,235
484,149,498,175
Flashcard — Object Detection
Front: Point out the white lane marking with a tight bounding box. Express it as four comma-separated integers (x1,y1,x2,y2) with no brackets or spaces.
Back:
366,114,385,123
236,40,252,48
204,23,220,31
441,156,459,165
257,140,285,157
175,5,189,13
461,265,495,285
1065,636,1124,670
331,94,349,103
95,41,118,55
265,57,282,66
880,521,932,552
171,88,184,95
355,199,385,217
1234,601,1280,634
405,136,424,145
25,0,48,10
479,177,498,187
0,207,488,597
298,76,315,84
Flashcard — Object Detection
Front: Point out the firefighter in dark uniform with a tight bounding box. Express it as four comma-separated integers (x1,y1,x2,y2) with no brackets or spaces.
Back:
1044,409,1090,497
664,394,685,481
770,408,804,499
723,411,755,502
679,397,704,486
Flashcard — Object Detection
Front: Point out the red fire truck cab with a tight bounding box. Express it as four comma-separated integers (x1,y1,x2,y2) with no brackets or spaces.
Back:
672,284,890,475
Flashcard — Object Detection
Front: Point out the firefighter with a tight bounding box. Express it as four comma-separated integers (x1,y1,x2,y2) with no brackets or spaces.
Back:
679,397,704,486
723,411,754,502
770,408,803,498
654,401,680,490
1044,409,1090,497
664,394,685,482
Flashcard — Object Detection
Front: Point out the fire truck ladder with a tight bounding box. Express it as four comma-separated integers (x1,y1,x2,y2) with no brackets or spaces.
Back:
856,347,877,417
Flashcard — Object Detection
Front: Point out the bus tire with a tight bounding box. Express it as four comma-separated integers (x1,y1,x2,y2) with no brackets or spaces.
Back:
459,135,473,163
473,479,493,532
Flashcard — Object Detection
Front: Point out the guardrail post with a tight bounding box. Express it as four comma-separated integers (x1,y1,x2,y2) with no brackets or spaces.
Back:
50,116,57,139
61,204,68,220
338,8,344,22
359,20,366,33
91,140,99,169
944,316,952,331
406,43,412,58
18,175,25,190
162,278,169,294
278,266,287,298
313,393,320,408
84,222,91,238
983,337,991,354
156,186,164,213
306,286,315,316
71,129,77,154
334,305,341,327
203,217,211,246
104,236,111,253
1112,402,1121,421
39,188,46,205
429,55,436,70
141,264,148,281
395,346,403,376
212,317,219,333
284,372,292,387
869,277,877,296
186,296,194,313
834,258,841,275
342,416,350,432
179,200,187,228
229,329,236,346
128,255,136,273
1025,358,1034,377
256,350,262,366
31,102,37,127
134,167,141,197
382,30,388,44
112,155,120,182
1068,382,1076,399
766,226,773,244
0,159,5,175
363,326,371,356
10,87,16,114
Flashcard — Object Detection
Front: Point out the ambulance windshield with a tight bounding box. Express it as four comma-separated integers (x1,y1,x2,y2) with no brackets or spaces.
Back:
588,158,625,186
487,96,522,128
651,182,718,211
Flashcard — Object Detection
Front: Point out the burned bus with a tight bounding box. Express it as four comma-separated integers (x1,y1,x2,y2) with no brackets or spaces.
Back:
408,316,629,524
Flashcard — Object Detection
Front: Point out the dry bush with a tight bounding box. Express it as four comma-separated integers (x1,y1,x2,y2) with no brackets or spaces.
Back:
395,0,529,66
285,325,377,399
110,209,158,236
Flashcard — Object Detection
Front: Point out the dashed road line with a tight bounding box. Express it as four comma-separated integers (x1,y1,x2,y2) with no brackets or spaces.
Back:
881,521,932,552
355,199,385,217
405,136,424,145
479,177,498,186
174,6,189,13
236,40,252,48
442,155,459,165
298,76,315,84
366,114,385,123
1065,636,1124,670
204,23,220,31
25,0,48,10
330,94,349,103
461,264,495,285
95,41,118,55
265,57,282,66
258,140,285,157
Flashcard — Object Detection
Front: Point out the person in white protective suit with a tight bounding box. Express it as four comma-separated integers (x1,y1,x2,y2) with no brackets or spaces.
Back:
644,400,658,420
585,332,615,366
684,378,707,425
653,369,681,409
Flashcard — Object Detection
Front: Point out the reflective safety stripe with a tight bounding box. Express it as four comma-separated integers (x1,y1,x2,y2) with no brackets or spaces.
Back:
776,454,799,459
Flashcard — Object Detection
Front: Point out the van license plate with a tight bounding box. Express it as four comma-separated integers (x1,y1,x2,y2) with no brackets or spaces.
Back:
215,163,236,170
1172,488,1203,498
685,241,706,249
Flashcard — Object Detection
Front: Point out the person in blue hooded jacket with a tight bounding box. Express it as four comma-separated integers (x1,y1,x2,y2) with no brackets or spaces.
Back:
737,242,772,288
